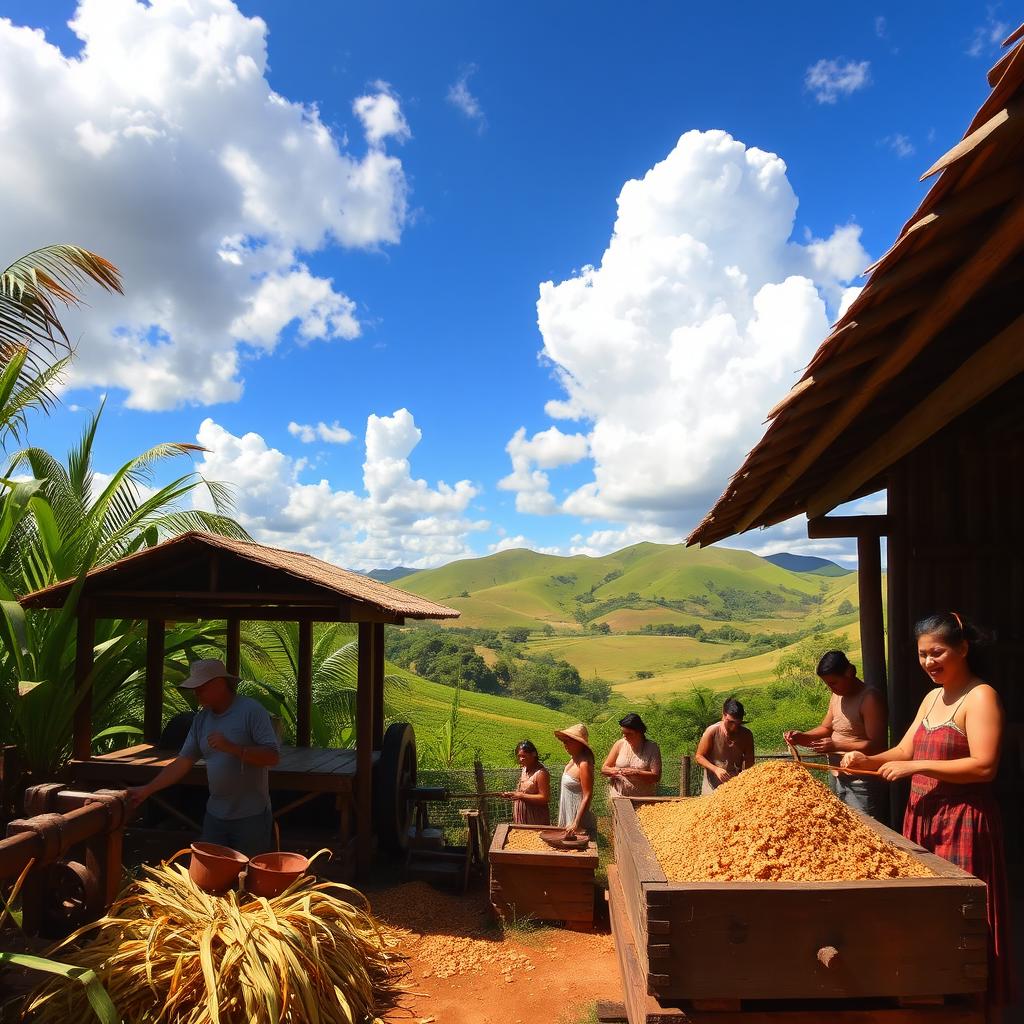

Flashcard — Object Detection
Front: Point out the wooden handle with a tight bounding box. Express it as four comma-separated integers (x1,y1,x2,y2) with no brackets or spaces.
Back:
797,760,881,778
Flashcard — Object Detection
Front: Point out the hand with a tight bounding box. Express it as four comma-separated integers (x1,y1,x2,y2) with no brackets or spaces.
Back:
207,732,238,755
809,737,837,754
126,786,148,812
878,761,916,782
840,751,867,769
783,730,802,746
501,791,520,800
714,766,731,784
563,827,577,840
618,767,636,778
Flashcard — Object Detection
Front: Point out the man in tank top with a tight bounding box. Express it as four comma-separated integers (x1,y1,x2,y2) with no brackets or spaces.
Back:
783,650,887,819
696,698,754,794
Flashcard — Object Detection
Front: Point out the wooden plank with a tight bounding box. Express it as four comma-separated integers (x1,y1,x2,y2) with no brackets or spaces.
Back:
296,619,313,748
921,98,1024,179
806,515,888,539
73,606,96,762
355,622,373,872
807,311,1024,517
225,616,240,675
736,191,1024,535
371,622,385,750
857,535,886,692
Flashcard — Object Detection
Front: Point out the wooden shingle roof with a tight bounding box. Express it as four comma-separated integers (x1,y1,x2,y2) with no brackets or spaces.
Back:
688,24,1024,547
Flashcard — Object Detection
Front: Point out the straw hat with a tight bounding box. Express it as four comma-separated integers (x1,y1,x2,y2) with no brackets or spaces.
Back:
554,723,593,755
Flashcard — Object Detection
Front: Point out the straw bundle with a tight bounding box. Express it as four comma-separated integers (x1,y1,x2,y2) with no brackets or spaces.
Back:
23,862,406,1024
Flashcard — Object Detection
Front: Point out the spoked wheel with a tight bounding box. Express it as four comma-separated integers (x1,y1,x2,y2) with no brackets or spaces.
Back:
373,722,417,853
42,860,101,936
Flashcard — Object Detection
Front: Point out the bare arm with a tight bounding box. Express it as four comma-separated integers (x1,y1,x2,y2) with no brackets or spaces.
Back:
601,740,623,778
785,705,834,747
127,756,196,809
509,769,550,805
842,690,933,770
695,726,730,783
208,731,279,767
570,759,594,832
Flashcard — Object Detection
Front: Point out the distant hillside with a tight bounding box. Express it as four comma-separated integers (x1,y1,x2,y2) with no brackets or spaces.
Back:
400,542,855,631
763,552,851,576
363,566,418,583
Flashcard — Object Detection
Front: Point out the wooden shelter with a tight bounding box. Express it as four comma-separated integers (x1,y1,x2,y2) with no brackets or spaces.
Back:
687,25,1024,858
19,530,459,871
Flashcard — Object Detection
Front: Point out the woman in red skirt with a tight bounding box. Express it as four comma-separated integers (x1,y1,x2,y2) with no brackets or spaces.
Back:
843,612,1012,1009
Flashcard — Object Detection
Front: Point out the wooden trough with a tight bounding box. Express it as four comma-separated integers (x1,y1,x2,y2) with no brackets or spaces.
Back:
489,823,598,926
609,796,987,1022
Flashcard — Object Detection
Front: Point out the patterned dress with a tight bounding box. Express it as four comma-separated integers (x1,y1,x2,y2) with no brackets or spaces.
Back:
513,765,550,825
903,691,1012,1005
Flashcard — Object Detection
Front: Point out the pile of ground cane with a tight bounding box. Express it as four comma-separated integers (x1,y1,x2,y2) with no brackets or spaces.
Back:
636,760,935,882
371,882,535,981
504,828,587,854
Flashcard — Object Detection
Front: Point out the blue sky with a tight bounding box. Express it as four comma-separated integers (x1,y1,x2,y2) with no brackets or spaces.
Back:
0,1,1015,568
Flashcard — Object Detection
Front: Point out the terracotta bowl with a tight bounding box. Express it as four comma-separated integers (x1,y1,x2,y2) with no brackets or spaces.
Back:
245,852,309,899
188,842,248,894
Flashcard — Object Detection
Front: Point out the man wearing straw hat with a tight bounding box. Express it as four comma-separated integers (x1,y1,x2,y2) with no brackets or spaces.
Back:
127,659,281,856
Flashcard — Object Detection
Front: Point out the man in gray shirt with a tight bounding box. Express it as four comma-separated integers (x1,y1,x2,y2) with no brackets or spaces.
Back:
128,659,281,856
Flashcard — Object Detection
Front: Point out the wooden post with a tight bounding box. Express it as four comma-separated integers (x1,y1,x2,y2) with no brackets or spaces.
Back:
355,622,374,871
144,619,165,744
297,620,313,748
73,605,96,761
857,535,887,694
886,464,912,831
225,617,241,677
371,623,385,749
679,755,691,797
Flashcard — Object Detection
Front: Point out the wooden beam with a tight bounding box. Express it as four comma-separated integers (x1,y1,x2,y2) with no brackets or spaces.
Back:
73,605,96,762
355,622,374,872
735,193,1024,535
806,311,1024,517
296,620,313,748
371,623,385,750
857,535,887,693
143,619,165,744
921,98,1024,180
225,617,240,676
87,602,405,624
807,515,888,539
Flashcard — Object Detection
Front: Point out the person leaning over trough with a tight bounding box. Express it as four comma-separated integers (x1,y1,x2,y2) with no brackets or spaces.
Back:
784,650,888,819
127,659,281,857
554,723,596,838
842,613,1012,1009
696,697,754,794
501,740,551,825
602,712,662,797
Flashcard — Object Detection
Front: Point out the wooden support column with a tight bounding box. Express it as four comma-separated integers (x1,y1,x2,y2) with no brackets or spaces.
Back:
372,623,385,750
73,605,96,761
856,535,887,693
143,619,165,744
225,617,241,677
355,622,374,871
297,620,313,748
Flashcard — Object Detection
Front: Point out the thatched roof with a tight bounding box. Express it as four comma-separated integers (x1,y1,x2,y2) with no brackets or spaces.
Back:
19,531,459,623
688,23,1024,547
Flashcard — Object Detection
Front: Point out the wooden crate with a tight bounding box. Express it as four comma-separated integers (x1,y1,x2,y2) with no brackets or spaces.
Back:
488,823,598,924
612,796,988,1003
606,864,984,1024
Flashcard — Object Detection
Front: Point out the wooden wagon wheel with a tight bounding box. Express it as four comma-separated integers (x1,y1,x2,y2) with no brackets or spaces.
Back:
42,860,102,935
373,722,417,852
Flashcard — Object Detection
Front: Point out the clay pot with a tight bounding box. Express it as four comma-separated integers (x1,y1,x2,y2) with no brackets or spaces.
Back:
188,842,248,894
245,852,308,899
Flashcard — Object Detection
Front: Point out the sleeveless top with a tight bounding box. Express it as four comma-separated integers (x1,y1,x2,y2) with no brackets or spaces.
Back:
557,761,597,834
608,738,662,797
701,722,747,793
513,765,550,825
827,684,879,769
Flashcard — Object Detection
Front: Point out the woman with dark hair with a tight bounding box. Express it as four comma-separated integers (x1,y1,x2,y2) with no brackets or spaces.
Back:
783,650,887,818
602,712,662,797
842,612,1011,1007
696,697,754,794
501,740,551,825
554,723,596,838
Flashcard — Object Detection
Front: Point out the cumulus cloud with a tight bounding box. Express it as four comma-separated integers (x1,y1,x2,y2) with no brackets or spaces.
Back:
882,133,915,158
0,0,410,410
805,58,871,103
288,421,354,445
447,64,485,131
968,9,1010,57
195,410,487,569
511,129,868,540
489,535,561,555
498,426,588,515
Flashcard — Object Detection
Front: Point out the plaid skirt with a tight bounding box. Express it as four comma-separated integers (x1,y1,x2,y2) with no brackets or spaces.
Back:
904,722,1013,1006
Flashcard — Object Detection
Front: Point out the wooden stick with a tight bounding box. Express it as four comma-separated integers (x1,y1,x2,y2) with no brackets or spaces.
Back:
796,760,881,779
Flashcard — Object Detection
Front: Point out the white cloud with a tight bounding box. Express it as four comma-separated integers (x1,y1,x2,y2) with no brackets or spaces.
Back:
498,426,588,515
967,10,1009,57
447,64,485,131
288,420,354,445
0,1,410,410
489,535,561,556
568,523,682,558
518,129,868,540
882,133,915,158
874,15,888,39
353,84,411,146
805,58,871,104
195,409,487,569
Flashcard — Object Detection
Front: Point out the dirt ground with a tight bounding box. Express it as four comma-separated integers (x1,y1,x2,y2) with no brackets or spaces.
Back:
370,881,621,1024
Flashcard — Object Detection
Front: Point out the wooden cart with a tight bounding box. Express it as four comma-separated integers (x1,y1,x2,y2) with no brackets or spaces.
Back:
489,823,598,926
609,796,987,1023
